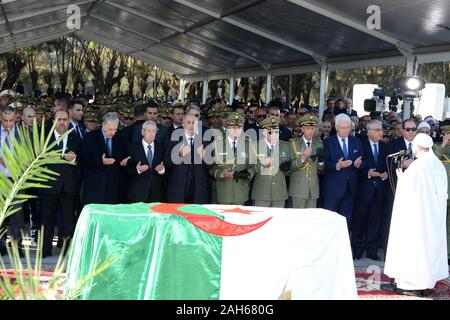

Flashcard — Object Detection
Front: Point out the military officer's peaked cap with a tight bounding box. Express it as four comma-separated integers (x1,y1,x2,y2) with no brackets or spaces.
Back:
226,112,245,127
299,114,318,127
260,117,279,130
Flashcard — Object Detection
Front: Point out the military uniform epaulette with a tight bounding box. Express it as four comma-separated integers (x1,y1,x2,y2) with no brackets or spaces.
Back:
289,137,300,142
280,140,289,145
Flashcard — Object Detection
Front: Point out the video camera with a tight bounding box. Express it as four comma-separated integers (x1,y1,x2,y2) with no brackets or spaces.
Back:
364,86,385,113
388,90,403,113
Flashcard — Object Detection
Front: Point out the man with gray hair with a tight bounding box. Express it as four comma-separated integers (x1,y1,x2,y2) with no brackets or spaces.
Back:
322,113,365,231
0,106,24,256
79,112,127,205
125,120,166,203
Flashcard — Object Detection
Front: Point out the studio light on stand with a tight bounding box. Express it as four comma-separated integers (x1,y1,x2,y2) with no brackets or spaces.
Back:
395,76,425,120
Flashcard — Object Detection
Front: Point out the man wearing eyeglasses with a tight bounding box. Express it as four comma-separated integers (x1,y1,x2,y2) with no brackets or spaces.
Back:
381,119,417,253
352,120,388,261
251,117,291,208
210,112,255,205
289,115,323,209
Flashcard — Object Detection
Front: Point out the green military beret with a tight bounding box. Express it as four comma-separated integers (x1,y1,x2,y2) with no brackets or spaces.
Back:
299,114,318,127
226,112,245,127
260,117,279,130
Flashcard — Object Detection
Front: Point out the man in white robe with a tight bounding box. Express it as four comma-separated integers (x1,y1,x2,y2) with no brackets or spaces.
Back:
384,133,449,296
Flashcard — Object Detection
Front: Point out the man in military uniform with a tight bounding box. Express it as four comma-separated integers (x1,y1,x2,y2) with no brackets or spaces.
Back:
251,117,291,207
208,107,222,130
0,89,16,109
84,107,100,132
158,105,172,127
210,112,255,205
289,114,324,208
433,125,450,264
34,105,45,125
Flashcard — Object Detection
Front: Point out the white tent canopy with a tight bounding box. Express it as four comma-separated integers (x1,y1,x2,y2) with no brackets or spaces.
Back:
1,0,450,113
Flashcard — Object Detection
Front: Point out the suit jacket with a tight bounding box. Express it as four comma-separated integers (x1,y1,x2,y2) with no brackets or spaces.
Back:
323,134,365,198
357,137,387,203
279,125,292,142
385,137,408,188
69,121,86,140
164,132,210,203
339,109,358,117
126,140,165,203
38,131,81,196
79,128,126,205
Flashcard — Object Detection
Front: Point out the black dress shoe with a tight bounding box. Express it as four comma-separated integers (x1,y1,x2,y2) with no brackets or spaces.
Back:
367,254,381,261
394,288,425,297
380,283,397,291
352,252,362,260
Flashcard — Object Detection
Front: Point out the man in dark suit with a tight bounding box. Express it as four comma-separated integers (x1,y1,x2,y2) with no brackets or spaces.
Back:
38,110,81,257
381,118,417,251
165,103,185,144
323,113,365,231
165,113,210,204
68,100,86,140
79,112,127,206
352,120,388,261
267,106,292,142
0,106,24,256
339,98,358,117
126,120,166,203
322,98,339,120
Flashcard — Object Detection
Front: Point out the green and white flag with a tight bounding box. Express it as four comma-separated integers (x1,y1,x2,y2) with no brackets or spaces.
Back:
65,203,357,300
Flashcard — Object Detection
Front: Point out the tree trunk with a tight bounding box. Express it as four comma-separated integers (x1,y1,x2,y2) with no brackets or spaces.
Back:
2,52,26,90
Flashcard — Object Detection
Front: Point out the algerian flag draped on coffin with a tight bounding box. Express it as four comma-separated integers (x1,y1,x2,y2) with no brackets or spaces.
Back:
65,203,357,300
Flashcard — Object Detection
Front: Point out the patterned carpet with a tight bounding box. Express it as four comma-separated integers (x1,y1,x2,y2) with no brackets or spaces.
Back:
356,272,450,300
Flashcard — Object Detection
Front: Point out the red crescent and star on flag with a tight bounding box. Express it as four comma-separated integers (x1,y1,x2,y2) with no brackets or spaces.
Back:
150,203,272,237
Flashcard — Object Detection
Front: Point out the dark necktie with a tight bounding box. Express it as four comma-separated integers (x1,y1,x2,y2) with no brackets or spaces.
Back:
306,141,311,148
189,138,194,165
76,124,83,139
408,142,413,160
4,130,11,148
232,141,237,155
147,144,153,169
342,138,348,160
